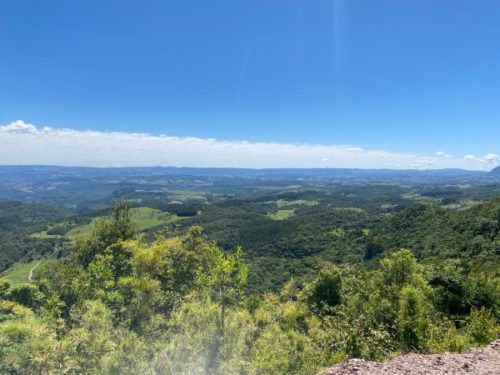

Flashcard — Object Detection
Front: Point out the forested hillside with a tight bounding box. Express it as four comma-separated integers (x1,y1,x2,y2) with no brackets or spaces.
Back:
490,166,500,176
1,171,499,290
368,199,500,266
0,169,498,373
0,199,498,374
177,194,500,291
0,201,68,271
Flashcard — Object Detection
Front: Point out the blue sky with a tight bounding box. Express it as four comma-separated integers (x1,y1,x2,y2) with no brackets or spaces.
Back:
0,1,499,168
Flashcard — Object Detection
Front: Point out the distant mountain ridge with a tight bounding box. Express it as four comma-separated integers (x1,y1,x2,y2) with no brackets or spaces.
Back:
490,166,500,175
0,164,490,176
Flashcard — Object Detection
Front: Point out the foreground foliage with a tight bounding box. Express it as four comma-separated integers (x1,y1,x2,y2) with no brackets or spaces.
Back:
0,201,498,374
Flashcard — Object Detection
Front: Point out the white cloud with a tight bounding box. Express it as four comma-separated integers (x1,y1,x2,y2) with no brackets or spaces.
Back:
463,153,499,165
483,153,500,163
0,120,498,170
346,147,364,153
464,154,478,161
0,120,39,134
435,151,451,158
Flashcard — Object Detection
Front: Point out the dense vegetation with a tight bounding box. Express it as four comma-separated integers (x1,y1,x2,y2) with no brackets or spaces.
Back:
0,201,69,272
0,168,498,373
0,200,498,374
174,191,500,292
1,166,499,278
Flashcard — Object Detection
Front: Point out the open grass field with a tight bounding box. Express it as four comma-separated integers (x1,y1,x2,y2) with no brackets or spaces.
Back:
5,207,191,287
380,203,397,209
170,191,208,203
330,207,366,214
327,227,345,238
30,231,63,239
442,199,483,210
67,207,184,239
276,199,319,208
30,207,189,241
1,259,43,287
267,209,295,220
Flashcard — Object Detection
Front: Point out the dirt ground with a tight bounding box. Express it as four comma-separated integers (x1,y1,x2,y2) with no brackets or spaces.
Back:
324,340,499,375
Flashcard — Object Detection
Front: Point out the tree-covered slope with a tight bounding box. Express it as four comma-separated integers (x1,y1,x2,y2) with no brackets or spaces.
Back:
368,198,500,268
0,201,497,374
181,195,500,291
0,201,67,271
490,166,500,176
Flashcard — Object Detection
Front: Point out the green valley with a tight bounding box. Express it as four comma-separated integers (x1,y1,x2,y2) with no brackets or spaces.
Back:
0,167,498,374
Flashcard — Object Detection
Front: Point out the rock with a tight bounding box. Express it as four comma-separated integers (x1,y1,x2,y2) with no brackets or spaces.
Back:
323,340,500,375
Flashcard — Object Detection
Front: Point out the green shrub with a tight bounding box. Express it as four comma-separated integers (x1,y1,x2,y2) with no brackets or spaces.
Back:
469,307,498,345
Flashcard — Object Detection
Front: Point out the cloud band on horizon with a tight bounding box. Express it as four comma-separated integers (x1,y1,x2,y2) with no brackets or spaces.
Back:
0,120,498,170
